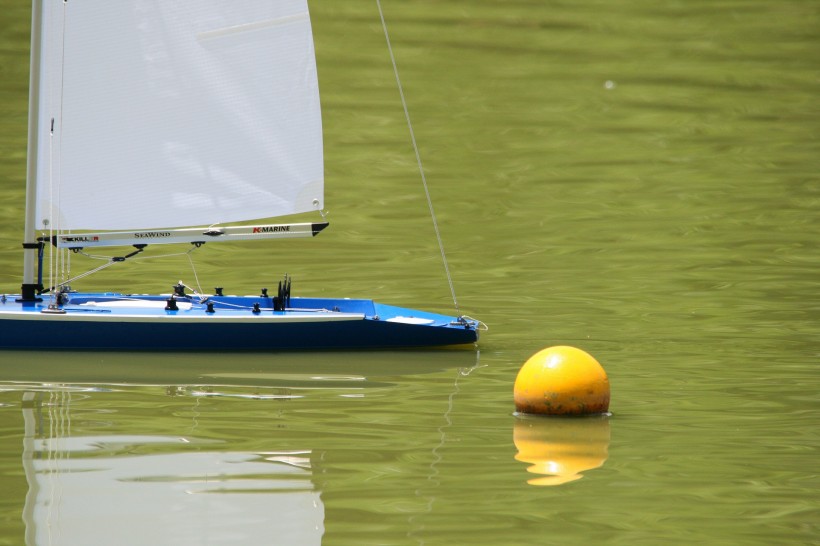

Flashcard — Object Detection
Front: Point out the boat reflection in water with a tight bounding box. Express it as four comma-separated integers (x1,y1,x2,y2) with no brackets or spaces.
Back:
20,389,324,546
513,415,610,486
12,349,478,545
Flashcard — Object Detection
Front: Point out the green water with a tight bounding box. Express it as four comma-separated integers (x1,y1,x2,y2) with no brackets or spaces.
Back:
0,1,818,544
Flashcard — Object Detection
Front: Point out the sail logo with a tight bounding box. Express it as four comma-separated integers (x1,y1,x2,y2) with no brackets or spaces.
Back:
62,236,99,243
253,226,290,233
134,232,172,238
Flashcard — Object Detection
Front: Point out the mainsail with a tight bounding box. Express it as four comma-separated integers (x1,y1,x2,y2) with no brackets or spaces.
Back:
33,0,323,233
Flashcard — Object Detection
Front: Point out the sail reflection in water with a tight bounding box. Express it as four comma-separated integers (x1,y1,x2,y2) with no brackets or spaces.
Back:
21,390,323,546
513,415,610,486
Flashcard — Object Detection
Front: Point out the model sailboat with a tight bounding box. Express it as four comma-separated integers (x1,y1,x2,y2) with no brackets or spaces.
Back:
0,0,480,350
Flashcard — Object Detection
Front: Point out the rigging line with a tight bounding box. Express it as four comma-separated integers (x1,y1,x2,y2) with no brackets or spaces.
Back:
54,245,202,289
185,252,204,297
58,3,72,293
48,259,119,290
376,0,460,315
55,245,202,288
48,247,202,296
47,1,70,301
45,2,61,305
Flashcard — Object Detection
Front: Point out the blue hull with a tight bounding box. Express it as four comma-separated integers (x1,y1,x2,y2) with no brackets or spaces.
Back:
0,293,479,351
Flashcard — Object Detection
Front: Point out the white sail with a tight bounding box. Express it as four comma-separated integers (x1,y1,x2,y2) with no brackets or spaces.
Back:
34,0,323,232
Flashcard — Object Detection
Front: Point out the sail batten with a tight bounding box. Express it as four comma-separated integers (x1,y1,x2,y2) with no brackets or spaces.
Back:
35,0,323,232
197,12,310,41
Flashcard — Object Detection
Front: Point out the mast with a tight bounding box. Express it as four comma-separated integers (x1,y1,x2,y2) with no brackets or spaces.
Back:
20,0,45,301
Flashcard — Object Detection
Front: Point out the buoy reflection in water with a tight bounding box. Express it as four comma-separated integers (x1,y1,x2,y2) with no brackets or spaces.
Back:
513,415,610,486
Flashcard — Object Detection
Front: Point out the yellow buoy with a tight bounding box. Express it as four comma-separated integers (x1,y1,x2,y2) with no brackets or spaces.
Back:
514,346,610,415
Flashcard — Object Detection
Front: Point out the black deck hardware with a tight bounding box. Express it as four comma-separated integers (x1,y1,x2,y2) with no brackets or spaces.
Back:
214,287,223,296
17,283,43,303
252,303,261,314
165,297,178,311
281,275,292,306
273,274,292,311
